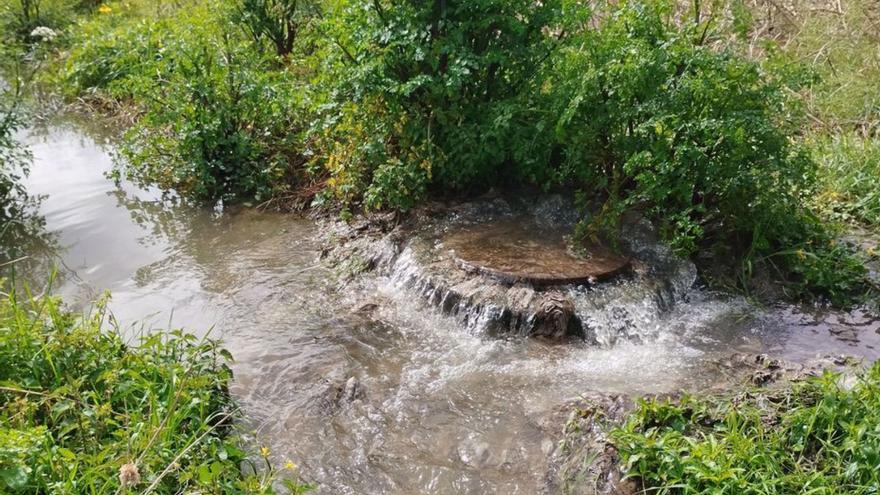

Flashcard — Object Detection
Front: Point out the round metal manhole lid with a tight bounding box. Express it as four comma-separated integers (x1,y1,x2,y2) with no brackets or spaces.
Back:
443,217,630,286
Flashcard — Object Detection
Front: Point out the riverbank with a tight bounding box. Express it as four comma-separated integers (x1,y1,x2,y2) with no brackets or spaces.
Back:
550,353,875,494
3,0,878,305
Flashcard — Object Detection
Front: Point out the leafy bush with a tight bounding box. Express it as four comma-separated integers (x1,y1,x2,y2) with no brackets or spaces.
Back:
0,48,32,225
614,364,880,494
530,1,813,253
63,2,309,202
309,0,564,209
0,43,54,271
234,0,316,58
120,35,307,202
0,282,311,493
528,0,870,302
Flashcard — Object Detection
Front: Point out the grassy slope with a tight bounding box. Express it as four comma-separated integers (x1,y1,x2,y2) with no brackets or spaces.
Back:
765,0,880,227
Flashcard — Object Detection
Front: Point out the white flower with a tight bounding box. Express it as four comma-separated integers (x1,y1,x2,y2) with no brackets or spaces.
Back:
118,462,141,487
30,26,58,41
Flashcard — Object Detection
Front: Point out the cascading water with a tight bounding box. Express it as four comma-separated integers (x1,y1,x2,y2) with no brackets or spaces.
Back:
340,196,701,347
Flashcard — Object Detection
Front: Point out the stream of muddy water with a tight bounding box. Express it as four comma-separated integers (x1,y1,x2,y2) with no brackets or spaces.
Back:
6,118,880,494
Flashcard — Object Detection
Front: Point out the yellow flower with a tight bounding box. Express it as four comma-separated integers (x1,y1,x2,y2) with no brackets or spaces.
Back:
795,249,807,261
98,4,112,14
260,446,270,458
284,460,298,471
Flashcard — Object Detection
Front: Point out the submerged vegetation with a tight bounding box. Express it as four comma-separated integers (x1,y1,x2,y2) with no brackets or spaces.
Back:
614,364,880,494
0,282,311,493
0,0,876,303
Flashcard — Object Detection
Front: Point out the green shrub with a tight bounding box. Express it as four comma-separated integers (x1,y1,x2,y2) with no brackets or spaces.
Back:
120,34,307,202
530,1,812,252
529,0,870,302
309,0,564,209
63,1,309,202
0,282,311,493
0,46,31,224
614,364,880,494
234,0,316,58
0,42,54,271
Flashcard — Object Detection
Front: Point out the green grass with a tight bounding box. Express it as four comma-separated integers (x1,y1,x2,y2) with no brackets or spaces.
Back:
812,133,880,228
780,0,880,133
0,281,311,494
758,0,880,231
613,364,880,494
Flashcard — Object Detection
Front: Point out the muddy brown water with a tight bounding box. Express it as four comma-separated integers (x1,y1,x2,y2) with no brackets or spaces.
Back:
6,119,880,494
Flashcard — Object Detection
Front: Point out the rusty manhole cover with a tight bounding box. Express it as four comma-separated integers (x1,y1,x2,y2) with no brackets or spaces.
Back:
443,217,630,286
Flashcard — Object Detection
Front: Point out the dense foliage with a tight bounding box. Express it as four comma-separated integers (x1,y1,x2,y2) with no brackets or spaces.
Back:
234,0,316,58
60,3,309,202
309,0,563,209
1,0,875,302
530,2,812,254
614,364,880,494
0,283,311,493
0,41,54,270
0,45,32,234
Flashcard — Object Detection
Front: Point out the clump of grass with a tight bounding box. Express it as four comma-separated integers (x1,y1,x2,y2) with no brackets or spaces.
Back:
812,133,880,227
752,0,880,233
613,364,880,494
783,0,880,133
0,281,311,494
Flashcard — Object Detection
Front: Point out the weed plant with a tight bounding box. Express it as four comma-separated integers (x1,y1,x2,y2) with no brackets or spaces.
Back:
614,364,880,494
812,134,880,227
0,282,311,494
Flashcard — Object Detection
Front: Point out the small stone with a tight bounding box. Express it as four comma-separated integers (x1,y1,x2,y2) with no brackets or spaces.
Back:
533,291,577,340
352,301,380,316
340,376,363,403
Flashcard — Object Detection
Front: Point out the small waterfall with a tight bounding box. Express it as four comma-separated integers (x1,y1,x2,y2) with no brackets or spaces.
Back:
380,240,698,346
333,196,702,347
